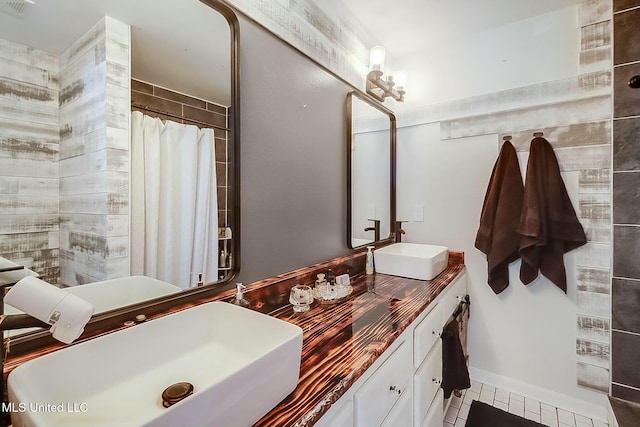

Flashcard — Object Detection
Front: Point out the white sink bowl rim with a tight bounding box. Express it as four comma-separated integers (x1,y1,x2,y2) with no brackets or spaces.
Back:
8,301,303,427
374,243,449,280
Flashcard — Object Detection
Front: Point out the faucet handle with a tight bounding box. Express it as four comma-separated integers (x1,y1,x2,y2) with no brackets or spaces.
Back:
395,220,408,242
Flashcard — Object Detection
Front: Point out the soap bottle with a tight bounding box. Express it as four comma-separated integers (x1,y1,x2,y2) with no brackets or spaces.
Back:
231,283,250,307
365,246,375,275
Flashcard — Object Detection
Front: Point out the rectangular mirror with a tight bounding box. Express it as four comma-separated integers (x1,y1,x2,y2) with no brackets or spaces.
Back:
0,0,239,336
347,91,396,249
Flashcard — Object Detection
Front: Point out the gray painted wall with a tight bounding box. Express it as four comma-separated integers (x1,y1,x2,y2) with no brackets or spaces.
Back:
235,15,355,284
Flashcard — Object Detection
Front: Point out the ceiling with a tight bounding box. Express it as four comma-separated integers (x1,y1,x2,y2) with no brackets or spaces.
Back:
0,0,231,104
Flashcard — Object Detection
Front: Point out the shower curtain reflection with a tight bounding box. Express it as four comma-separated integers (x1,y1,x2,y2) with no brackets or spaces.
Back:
130,111,218,289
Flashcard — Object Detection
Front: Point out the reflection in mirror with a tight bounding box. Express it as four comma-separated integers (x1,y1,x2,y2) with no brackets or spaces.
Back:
347,91,396,249
0,0,236,329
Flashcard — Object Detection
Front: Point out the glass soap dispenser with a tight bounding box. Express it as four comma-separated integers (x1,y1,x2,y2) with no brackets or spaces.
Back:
231,283,250,307
366,246,375,275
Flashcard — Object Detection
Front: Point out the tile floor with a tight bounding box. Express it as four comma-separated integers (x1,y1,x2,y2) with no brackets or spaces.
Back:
444,380,609,427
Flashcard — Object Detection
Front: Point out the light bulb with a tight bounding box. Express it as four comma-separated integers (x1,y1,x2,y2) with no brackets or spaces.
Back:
369,46,385,71
395,71,407,91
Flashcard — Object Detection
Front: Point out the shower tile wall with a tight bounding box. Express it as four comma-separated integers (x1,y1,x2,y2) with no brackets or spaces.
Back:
58,16,131,286
0,38,60,284
611,0,640,403
130,79,230,226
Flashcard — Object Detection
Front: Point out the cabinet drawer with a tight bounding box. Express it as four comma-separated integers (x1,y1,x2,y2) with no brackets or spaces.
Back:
421,389,444,427
414,303,443,369
355,340,412,427
381,385,412,427
414,340,443,424
441,273,467,321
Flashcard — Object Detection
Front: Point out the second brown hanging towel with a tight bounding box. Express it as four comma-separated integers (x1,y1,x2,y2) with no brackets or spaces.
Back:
518,136,587,293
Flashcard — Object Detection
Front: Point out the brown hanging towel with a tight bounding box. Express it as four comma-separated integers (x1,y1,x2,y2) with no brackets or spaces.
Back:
441,315,471,399
475,140,524,294
518,136,587,292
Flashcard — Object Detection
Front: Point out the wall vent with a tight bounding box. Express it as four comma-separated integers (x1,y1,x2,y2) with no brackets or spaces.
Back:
0,0,34,17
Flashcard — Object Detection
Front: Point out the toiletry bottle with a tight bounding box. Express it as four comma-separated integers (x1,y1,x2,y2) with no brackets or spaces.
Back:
366,246,375,275
231,283,250,307
219,248,227,268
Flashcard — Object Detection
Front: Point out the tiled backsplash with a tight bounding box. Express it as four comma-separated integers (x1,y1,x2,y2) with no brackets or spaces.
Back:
131,79,231,226
612,0,640,403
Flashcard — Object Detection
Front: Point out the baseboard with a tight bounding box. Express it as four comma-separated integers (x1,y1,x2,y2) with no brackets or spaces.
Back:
469,367,609,422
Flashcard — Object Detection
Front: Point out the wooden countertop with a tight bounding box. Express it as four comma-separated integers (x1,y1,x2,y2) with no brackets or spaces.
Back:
3,250,464,427
254,259,465,427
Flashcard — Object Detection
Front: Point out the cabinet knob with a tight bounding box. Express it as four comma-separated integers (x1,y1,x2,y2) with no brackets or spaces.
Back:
432,377,442,386
432,330,442,337
389,385,402,395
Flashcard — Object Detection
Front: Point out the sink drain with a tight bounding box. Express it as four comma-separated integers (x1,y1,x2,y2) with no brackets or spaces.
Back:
162,382,194,408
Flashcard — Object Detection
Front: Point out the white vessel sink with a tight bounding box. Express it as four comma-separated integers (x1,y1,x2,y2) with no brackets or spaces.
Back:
61,276,182,314
8,301,304,427
374,243,449,280
4,276,182,337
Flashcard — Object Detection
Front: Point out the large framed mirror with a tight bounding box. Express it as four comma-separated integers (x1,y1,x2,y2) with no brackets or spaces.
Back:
0,0,239,344
347,91,396,249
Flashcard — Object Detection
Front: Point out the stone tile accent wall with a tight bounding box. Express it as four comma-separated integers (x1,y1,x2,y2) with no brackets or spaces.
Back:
58,17,130,286
611,0,640,403
0,38,60,284
225,0,379,89
130,79,230,227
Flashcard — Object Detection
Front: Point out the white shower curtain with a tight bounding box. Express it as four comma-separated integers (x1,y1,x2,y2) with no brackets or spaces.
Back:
130,111,218,289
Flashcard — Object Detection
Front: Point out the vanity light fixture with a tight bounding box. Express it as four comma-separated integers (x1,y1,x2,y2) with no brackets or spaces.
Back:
366,46,406,102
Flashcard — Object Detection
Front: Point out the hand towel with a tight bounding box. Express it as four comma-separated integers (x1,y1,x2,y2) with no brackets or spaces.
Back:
518,137,587,292
441,317,471,399
475,141,524,294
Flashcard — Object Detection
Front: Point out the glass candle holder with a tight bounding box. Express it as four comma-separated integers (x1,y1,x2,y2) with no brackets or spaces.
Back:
289,285,314,313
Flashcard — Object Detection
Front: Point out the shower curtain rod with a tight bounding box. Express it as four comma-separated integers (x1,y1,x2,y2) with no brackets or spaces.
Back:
132,104,229,132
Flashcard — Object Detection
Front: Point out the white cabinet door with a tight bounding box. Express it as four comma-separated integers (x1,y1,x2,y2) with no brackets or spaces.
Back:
355,340,412,427
414,341,443,426
327,399,353,427
414,303,443,369
381,386,412,427
421,390,444,427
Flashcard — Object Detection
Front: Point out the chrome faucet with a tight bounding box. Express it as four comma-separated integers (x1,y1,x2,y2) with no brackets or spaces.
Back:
395,220,407,242
364,219,381,242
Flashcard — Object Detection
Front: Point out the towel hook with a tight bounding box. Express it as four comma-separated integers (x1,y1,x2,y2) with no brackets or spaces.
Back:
630,75,640,89
502,135,512,142
533,131,544,137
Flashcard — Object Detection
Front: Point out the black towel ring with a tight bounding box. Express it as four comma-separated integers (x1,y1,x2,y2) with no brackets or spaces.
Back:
630,75,640,89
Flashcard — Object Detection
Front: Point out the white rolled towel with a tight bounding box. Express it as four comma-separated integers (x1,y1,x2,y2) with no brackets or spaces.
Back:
5,277,95,344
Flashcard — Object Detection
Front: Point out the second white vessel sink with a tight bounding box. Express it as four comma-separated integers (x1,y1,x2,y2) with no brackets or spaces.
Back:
374,243,449,280
8,301,303,427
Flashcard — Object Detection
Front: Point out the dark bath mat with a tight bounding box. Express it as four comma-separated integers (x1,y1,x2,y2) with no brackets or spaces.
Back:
465,400,544,427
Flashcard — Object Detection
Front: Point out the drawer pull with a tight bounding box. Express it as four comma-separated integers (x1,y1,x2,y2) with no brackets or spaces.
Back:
389,385,402,395
432,377,442,386
432,330,442,337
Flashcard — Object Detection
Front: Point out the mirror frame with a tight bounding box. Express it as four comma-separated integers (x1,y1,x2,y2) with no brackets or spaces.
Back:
8,0,241,356
346,90,396,250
